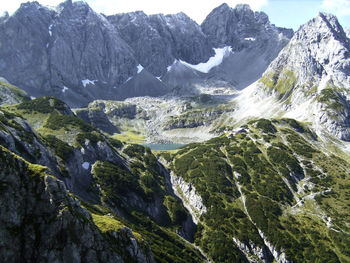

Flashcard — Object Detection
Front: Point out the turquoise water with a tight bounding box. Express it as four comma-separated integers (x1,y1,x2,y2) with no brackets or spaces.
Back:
143,144,185,151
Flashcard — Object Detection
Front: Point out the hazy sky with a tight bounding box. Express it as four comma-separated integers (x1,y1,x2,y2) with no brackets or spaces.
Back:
1,0,349,30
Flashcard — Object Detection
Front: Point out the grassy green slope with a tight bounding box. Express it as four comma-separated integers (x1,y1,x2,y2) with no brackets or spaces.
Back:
165,118,350,262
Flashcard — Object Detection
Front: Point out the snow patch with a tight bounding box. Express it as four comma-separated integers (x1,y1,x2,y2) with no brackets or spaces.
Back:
62,86,68,93
179,46,232,73
244,37,256,41
137,64,144,74
82,162,90,170
48,24,53,36
167,60,177,72
82,79,97,88
124,77,132,84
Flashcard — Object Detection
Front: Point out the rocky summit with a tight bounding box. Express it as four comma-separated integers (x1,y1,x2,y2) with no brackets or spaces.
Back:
1,1,350,263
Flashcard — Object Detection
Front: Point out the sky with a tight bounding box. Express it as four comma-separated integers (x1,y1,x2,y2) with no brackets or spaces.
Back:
0,0,349,31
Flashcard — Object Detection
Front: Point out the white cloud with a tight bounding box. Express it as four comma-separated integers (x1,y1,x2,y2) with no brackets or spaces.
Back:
322,0,350,17
0,0,268,24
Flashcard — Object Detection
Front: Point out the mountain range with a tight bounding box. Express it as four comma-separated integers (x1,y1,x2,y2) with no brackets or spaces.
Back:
0,1,292,107
1,1,350,262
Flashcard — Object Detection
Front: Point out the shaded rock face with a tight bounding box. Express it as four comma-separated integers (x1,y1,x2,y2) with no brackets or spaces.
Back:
0,0,137,107
0,146,155,263
108,11,214,77
119,69,170,99
75,108,119,134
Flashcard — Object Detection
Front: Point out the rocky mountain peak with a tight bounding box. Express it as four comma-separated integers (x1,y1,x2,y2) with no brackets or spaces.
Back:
258,13,350,140
309,12,350,43
56,0,94,20
18,1,41,10
268,12,350,85
201,2,291,50
0,12,9,23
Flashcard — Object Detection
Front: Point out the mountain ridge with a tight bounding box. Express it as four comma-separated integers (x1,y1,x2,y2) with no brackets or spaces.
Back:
0,1,293,106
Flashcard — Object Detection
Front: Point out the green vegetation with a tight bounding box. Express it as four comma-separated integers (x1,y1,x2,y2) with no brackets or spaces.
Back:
163,195,187,225
168,118,350,262
76,131,104,147
251,118,277,134
0,109,34,143
43,134,74,162
113,130,145,144
108,137,123,149
317,87,344,111
44,111,94,132
260,70,297,101
123,144,146,160
165,105,233,130
91,213,125,233
17,96,67,114
2,91,350,262
92,161,143,201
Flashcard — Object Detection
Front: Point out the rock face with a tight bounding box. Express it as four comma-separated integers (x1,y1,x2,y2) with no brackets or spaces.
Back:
201,3,293,88
170,172,207,224
108,11,214,77
259,12,350,140
0,145,155,263
0,0,137,107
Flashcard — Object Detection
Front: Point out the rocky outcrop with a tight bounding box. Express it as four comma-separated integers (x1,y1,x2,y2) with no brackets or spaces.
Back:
164,107,234,130
75,108,119,134
88,100,137,119
0,145,155,263
0,110,61,175
0,78,30,105
170,172,207,224
258,230,290,263
232,237,271,263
